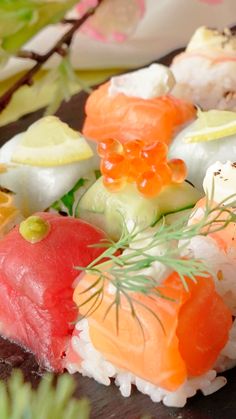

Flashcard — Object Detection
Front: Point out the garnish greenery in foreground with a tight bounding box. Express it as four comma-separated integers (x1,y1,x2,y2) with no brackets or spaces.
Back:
0,1,105,118
0,0,79,54
0,370,90,419
76,193,236,330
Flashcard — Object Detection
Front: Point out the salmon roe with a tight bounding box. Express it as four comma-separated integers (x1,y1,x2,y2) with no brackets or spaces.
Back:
100,153,127,178
137,170,163,198
141,141,168,166
168,159,187,184
123,139,144,158
103,176,126,192
98,139,187,197
97,138,123,158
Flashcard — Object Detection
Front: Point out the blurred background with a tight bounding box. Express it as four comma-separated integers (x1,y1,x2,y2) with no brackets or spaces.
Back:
0,0,235,126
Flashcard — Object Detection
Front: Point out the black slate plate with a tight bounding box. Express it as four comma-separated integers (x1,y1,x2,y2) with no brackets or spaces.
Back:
0,334,236,419
0,49,236,419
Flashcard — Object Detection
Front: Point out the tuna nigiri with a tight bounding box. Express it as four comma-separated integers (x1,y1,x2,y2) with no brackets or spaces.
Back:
0,212,107,371
83,64,196,145
66,266,231,407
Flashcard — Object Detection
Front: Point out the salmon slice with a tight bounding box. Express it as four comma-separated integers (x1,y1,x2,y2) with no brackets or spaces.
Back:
73,269,232,391
83,82,196,145
190,197,236,253
177,277,232,376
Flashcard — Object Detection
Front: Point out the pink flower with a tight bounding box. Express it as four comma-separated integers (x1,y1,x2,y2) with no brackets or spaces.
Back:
76,0,99,16
76,0,145,42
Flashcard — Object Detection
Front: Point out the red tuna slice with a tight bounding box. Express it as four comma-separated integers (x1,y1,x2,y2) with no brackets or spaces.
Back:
0,212,107,371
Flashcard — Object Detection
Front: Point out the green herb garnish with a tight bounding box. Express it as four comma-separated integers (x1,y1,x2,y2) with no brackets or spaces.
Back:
0,370,90,419
75,193,236,331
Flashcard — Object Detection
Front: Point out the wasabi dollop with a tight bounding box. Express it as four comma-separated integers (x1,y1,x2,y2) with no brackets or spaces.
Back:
19,215,50,243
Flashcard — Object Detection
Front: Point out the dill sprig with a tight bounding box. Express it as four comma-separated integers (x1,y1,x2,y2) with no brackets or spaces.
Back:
0,370,90,419
75,193,236,330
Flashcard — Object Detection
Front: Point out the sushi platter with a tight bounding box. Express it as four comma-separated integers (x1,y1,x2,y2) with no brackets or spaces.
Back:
1,25,236,419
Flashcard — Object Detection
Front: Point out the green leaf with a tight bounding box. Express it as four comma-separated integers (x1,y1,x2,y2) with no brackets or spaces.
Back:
95,169,101,180
0,0,79,53
0,46,10,69
44,55,93,116
52,177,87,216
0,370,90,419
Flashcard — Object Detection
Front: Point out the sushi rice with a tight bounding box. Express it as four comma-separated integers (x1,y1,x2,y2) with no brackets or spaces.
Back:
67,314,236,408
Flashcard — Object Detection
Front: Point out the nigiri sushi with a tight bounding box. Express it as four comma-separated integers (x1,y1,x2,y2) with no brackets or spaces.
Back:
0,212,107,371
169,109,236,190
181,161,236,372
66,264,231,407
171,27,236,110
184,161,236,315
0,116,99,216
83,64,196,145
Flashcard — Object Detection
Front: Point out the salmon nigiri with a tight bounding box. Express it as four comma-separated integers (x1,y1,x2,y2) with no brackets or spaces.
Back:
184,161,236,316
180,161,236,373
83,65,196,145
66,265,231,407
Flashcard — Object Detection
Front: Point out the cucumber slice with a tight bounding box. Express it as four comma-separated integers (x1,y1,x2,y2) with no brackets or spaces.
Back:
163,208,192,225
76,177,202,240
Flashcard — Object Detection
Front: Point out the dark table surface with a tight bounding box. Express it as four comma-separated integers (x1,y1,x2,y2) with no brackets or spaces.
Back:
0,49,235,419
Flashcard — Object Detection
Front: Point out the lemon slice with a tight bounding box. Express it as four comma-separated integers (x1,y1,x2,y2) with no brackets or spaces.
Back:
11,116,93,166
184,110,236,143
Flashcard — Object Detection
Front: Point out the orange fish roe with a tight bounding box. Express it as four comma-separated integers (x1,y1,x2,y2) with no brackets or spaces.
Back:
141,141,168,166
103,176,126,192
100,152,127,178
137,170,163,198
99,139,187,197
168,159,188,184
123,139,144,158
97,138,123,158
